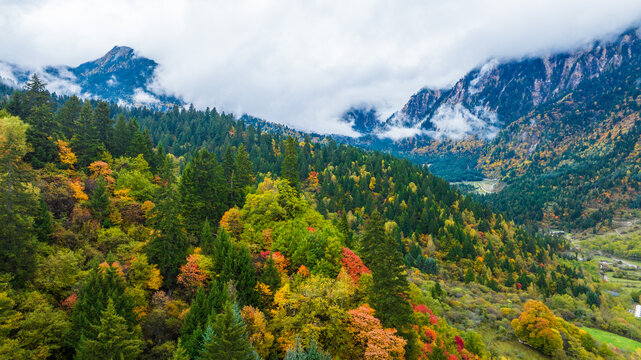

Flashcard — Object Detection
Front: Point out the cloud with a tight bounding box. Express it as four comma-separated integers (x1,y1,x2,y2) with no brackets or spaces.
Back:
1,0,641,135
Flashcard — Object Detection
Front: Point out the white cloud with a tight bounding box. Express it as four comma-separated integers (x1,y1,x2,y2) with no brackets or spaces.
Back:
426,104,499,140
1,0,641,135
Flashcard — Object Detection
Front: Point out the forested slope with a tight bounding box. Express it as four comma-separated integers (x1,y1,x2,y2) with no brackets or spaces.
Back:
0,77,636,359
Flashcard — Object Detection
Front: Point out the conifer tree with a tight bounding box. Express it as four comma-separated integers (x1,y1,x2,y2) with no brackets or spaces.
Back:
0,112,37,285
360,211,413,331
222,146,235,199
112,115,132,157
210,228,234,282
180,281,229,358
71,265,137,347
72,103,104,167
75,299,143,360
179,149,227,233
234,144,255,199
200,219,215,255
233,245,258,306
260,257,281,295
281,136,300,190
147,159,188,288
34,198,53,243
285,338,331,360
338,211,352,248
24,104,58,168
94,101,113,146
199,302,258,360
56,95,81,139
87,178,110,225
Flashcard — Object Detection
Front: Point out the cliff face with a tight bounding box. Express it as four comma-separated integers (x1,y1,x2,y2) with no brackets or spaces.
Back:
0,46,182,109
383,28,641,140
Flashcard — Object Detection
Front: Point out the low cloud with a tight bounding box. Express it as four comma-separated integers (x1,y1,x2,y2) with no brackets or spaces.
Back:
1,0,641,135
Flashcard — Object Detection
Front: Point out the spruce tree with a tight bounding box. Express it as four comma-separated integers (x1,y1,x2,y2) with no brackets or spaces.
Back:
72,102,104,167
179,149,228,233
281,136,300,190
112,115,132,157
199,302,258,360
24,104,58,168
285,338,331,360
234,144,255,202
34,198,53,243
233,245,258,306
75,299,143,360
87,178,110,225
56,95,81,139
0,112,37,285
360,211,413,331
337,211,352,248
71,265,137,347
222,146,235,202
180,281,229,358
147,160,188,288
94,101,113,146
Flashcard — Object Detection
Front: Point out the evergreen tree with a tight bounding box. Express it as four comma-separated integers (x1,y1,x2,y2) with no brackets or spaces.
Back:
360,211,413,331
234,144,255,203
180,281,229,358
233,245,257,306
34,198,53,243
24,104,58,168
210,228,234,282
94,101,113,146
337,211,352,248
200,219,215,255
147,160,188,288
75,299,143,360
56,95,81,139
179,149,228,233
260,257,281,295
172,340,190,360
199,302,258,360
87,178,110,225
285,338,331,360
128,129,154,166
71,265,137,347
6,75,51,120
112,115,132,157
281,136,300,190
0,111,37,285
72,103,104,167
222,146,235,203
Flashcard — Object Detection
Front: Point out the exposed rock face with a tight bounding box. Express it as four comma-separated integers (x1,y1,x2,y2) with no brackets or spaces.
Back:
379,28,641,140
0,46,182,109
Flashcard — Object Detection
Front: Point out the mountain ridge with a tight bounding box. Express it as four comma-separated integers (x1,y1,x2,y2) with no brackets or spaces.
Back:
0,45,182,110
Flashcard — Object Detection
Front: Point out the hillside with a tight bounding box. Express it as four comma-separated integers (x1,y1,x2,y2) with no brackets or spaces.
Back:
1,78,640,359
340,27,641,231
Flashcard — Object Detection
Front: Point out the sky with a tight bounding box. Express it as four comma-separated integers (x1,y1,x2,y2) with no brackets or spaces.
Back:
1,0,641,135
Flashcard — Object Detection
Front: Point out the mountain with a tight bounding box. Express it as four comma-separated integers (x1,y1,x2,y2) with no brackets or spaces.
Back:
0,46,182,109
340,27,641,231
355,27,641,141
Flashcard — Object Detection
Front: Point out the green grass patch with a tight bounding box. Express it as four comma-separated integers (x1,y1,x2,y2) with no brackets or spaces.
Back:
582,327,641,353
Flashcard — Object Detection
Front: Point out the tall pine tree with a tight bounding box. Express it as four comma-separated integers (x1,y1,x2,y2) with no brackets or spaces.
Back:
199,302,258,360
281,136,300,190
75,299,143,360
147,158,188,288
0,111,37,285
360,211,413,331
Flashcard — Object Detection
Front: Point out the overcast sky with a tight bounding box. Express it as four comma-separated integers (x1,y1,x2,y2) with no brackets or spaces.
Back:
1,0,641,135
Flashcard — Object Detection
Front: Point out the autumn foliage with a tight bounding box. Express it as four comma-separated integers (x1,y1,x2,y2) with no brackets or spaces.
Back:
341,247,371,283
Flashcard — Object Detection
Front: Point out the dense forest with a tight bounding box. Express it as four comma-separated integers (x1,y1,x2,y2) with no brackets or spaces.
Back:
1,76,640,359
